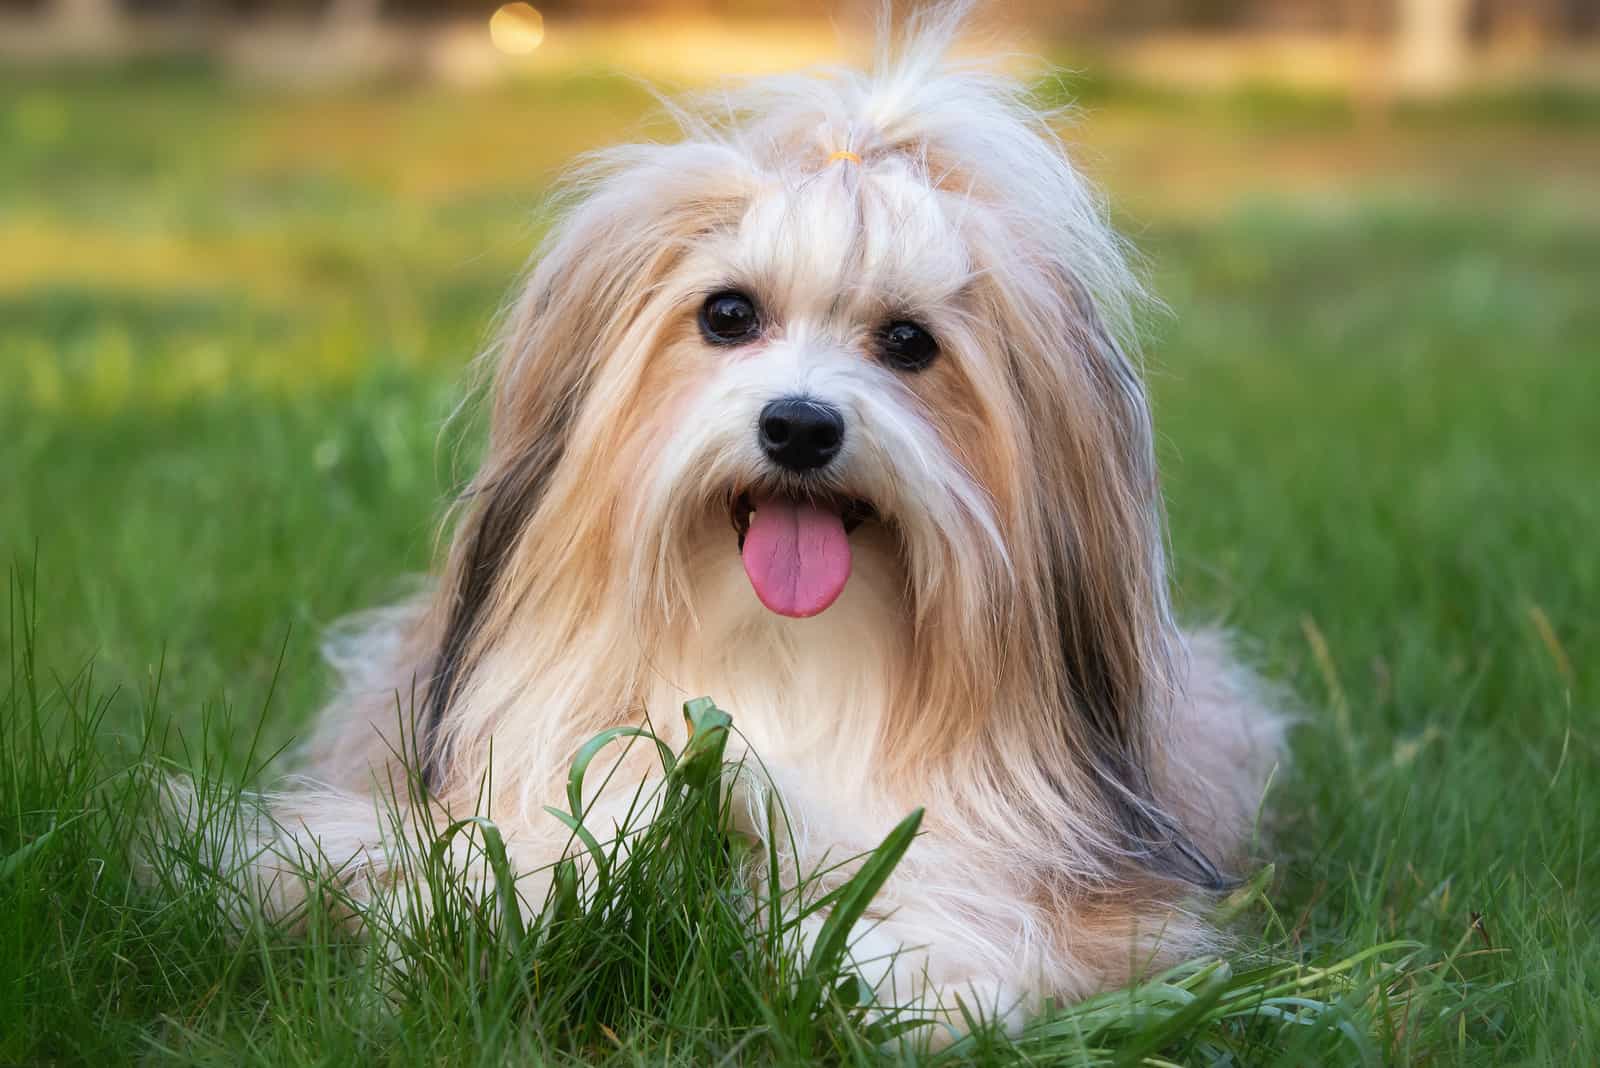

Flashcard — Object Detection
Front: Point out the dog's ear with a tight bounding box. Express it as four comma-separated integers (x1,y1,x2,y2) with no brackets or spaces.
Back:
419,145,752,784
419,423,571,787
1031,272,1231,891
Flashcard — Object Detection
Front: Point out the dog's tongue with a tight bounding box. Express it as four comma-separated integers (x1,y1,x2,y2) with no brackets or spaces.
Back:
740,496,852,618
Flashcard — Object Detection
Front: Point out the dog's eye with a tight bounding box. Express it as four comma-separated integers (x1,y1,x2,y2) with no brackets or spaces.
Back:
699,291,761,345
877,320,939,372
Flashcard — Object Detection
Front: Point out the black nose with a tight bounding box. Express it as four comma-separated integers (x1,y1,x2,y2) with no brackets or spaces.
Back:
758,398,844,472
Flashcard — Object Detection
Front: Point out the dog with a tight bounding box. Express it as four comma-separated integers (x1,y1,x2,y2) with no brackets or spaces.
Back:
248,3,1285,1034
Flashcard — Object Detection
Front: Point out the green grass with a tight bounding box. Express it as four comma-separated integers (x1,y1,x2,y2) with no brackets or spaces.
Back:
3,66,1597,1064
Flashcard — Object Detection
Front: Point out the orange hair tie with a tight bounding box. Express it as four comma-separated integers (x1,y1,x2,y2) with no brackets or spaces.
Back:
826,149,862,165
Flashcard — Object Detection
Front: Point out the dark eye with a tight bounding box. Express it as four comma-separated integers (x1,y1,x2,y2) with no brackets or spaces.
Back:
877,320,939,372
699,290,761,345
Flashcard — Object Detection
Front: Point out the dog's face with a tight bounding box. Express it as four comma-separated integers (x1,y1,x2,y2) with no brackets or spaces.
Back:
606,159,1015,631
457,96,1173,725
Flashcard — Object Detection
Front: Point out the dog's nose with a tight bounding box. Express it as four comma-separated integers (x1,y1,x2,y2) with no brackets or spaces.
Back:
758,398,844,472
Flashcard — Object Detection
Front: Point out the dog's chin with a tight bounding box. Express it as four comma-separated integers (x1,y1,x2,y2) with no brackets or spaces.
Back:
726,488,880,619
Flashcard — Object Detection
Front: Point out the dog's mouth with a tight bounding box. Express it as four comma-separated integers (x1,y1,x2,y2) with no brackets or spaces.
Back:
730,491,877,618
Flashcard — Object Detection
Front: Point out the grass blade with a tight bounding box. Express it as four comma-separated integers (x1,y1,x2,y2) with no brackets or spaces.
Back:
430,816,526,950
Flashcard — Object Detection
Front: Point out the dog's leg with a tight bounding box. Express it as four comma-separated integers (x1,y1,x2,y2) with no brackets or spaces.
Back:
779,887,1039,1047
252,751,678,933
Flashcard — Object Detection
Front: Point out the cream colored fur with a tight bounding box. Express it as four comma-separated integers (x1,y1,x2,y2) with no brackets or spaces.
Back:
228,2,1286,1037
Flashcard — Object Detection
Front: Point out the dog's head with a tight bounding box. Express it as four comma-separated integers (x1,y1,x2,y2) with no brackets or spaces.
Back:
424,8,1222,888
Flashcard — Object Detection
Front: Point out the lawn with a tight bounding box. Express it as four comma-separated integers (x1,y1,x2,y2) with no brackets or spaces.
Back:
3,60,1597,1064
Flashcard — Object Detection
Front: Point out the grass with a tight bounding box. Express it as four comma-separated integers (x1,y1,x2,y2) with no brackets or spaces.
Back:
3,62,1597,1063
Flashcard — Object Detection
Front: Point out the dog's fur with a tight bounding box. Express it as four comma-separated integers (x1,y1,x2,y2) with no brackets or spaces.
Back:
252,5,1284,1031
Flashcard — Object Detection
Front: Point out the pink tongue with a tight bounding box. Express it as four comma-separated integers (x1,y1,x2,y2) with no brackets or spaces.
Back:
740,496,852,618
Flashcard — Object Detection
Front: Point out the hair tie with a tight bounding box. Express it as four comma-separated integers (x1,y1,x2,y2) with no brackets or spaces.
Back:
826,149,862,166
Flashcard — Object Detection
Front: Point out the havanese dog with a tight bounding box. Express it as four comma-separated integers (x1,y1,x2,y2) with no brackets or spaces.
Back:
238,1,1284,1036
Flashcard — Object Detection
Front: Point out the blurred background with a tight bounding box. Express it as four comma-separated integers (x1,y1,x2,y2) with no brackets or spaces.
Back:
5,0,1599,92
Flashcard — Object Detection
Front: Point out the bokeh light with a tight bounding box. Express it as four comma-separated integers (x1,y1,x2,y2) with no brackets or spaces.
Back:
489,3,544,57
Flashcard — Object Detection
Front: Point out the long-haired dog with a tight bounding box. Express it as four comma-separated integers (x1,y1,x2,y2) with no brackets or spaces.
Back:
248,4,1284,1033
